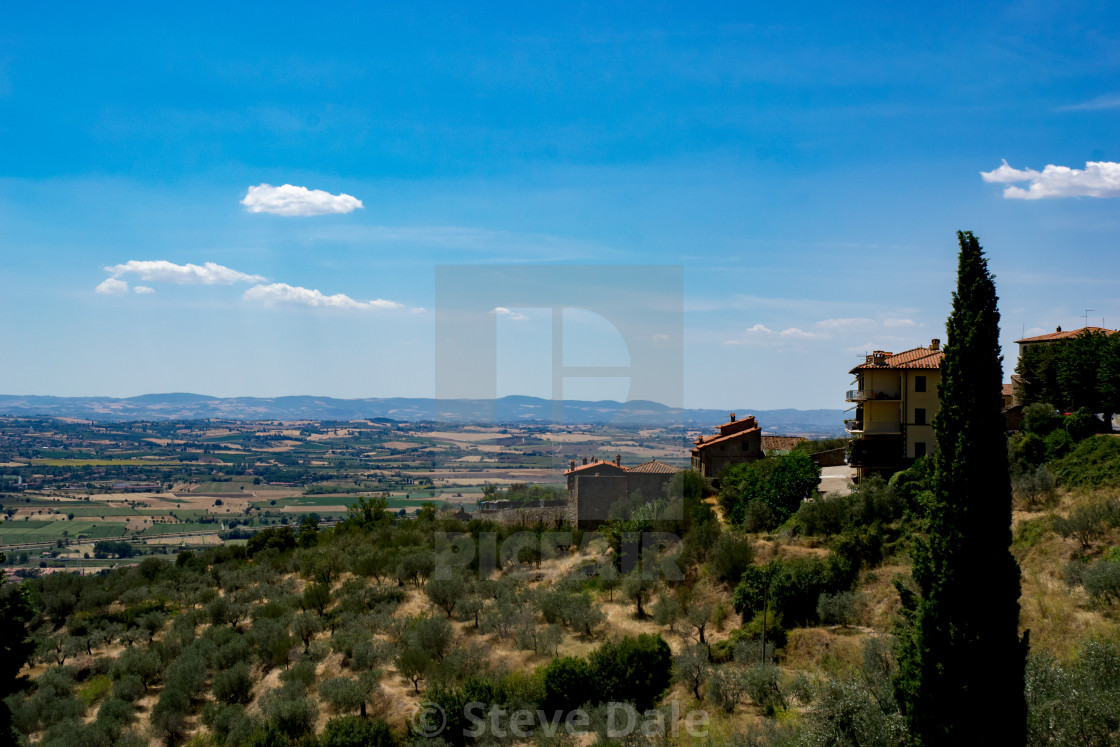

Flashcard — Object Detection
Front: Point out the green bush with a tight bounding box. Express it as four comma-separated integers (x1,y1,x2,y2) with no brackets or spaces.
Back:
77,673,111,707
1044,429,1074,461
734,555,857,627
213,662,253,705
542,656,595,713
720,452,821,529
710,531,755,586
588,634,672,712
744,664,786,716
1025,638,1120,745
799,675,906,744
1081,559,1120,606
706,665,747,713
1022,403,1063,437
320,715,395,747
1012,465,1057,509
1052,436,1120,488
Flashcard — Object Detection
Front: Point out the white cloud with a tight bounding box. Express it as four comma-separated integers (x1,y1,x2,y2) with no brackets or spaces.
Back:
779,327,825,339
243,283,404,311
815,317,873,331
133,286,155,294
1058,94,1120,112
724,323,826,346
241,183,363,216
981,160,1120,199
95,277,129,295
884,318,918,328
105,260,265,285
492,306,529,321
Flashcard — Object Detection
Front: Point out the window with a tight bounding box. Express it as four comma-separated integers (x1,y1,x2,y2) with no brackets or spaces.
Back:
915,408,926,426
742,441,750,451
915,376,926,392
915,442,927,458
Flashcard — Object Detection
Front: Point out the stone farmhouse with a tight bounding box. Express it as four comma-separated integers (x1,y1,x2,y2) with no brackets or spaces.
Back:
690,413,764,479
564,455,681,527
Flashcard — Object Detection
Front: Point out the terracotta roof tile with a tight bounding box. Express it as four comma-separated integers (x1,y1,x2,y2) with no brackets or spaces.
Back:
693,426,761,450
627,460,681,474
1014,326,1116,344
761,435,806,451
564,460,627,475
850,346,943,373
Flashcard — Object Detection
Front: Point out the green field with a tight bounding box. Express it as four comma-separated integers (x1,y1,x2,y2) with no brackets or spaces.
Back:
0,520,128,546
49,505,142,517
141,523,219,536
30,458,189,467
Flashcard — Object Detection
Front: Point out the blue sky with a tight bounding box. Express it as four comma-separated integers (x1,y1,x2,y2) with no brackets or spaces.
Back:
1,2,1118,410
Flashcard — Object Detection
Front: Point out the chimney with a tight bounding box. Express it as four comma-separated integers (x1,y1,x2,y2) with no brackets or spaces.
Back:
615,454,621,466
930,338,940,351
570,460,575,471
729,413,736,422
1056,325,1062,332
582,457,588,465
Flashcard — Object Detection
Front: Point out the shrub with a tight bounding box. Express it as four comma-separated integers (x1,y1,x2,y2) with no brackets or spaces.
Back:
150,686,192,743
77,673,112,707
1044,429,1074,461
1053,501,1116,550
816,591,866,628
588,634,673,712
742,499,777,533
320,715,395,747
1081,559,1120,606
706,665,747,713
1012,465,1057,508
113,674,144,702
710,531,755,586
213,662,253,705
799,676,906,744
95,697,135,737
720,453,821,529
407,615,453,662
1025,638,1120,745
673,645,710,700
1052,436,1120,489
744,664,786,716
542,656,595,713
735,555,856,627
259,689,317,739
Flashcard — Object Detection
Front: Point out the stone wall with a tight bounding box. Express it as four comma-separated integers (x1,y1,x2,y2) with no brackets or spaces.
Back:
568,472,677,527
810,448,847,467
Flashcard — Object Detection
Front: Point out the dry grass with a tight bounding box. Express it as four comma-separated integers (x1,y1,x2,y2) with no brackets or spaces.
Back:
783,627,868,674
860,564,906,631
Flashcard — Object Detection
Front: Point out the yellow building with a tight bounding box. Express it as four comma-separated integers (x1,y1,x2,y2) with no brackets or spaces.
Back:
846,339,943,480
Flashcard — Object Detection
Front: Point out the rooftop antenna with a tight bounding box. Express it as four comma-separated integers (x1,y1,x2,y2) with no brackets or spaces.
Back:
1084,309,1094,328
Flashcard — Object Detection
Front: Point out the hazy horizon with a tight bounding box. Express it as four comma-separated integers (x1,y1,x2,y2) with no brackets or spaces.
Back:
3,4,1118,410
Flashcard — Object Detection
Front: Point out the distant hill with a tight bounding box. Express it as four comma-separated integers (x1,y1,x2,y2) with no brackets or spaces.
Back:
0,394,847,436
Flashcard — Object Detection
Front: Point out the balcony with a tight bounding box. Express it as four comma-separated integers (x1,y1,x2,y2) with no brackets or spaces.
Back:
844,419,864,433
862,421,902,435
846,390,902,402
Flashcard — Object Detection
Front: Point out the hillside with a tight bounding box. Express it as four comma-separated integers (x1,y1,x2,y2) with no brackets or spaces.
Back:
2,432,1119,746
0,395,848,436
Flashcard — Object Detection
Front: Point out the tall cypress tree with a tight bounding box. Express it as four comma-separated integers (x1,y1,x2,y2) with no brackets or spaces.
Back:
897,231,1028,743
